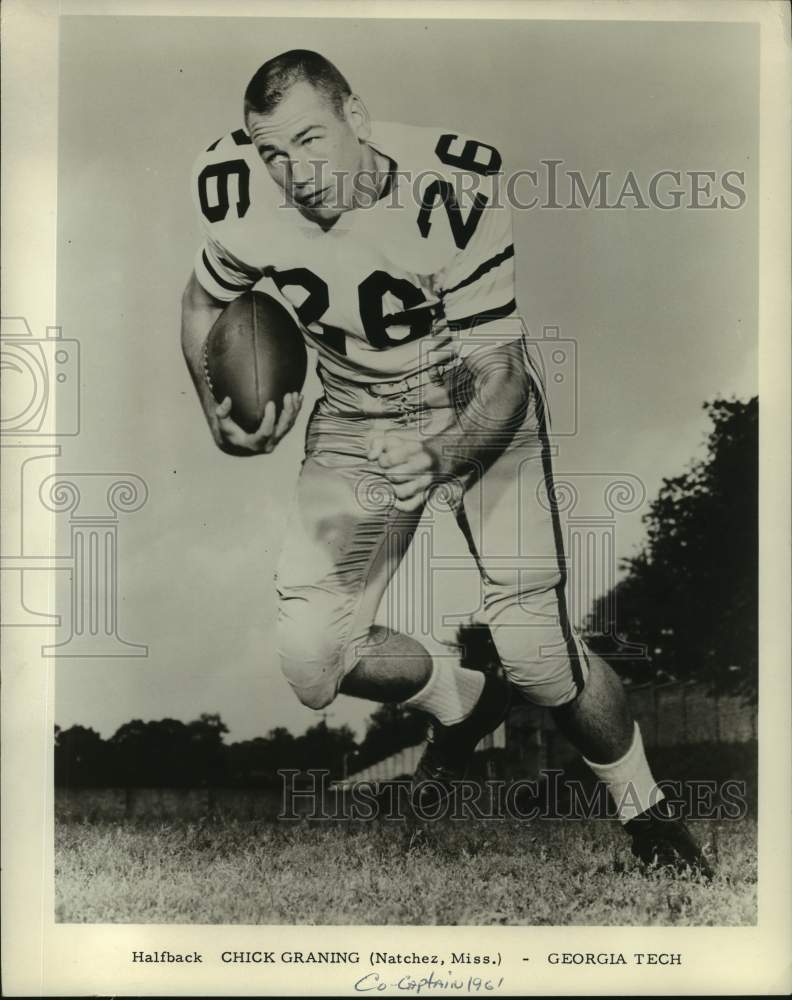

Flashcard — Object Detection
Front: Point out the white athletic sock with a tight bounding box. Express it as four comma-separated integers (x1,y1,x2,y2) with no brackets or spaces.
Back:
404,660,485,726
583,722,665,824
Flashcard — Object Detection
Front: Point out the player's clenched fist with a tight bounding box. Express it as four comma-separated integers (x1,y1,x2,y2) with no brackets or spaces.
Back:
369,431,442,512
211,393,303,457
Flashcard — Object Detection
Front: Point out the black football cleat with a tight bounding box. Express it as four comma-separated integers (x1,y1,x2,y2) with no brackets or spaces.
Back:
411,673,511,818
626,799,715,880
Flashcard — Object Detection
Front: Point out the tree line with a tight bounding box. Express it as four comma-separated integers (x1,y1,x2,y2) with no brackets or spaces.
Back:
55,714,361,788
585,397,757,697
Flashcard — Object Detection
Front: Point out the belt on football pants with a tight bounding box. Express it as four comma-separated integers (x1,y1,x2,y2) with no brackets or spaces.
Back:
364,356,465,399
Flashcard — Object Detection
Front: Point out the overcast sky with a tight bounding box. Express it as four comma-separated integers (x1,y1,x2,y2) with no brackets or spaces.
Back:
52,15,757,742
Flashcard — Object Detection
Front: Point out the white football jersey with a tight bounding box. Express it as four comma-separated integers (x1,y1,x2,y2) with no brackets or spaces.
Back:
191,121,519,383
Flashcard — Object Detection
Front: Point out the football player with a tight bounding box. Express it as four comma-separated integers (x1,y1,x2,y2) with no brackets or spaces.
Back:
181,50,712,877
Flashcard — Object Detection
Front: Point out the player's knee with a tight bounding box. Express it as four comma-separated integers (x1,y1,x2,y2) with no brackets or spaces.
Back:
289,678,338,711
484,577,586,707
489,625,588,709
516,668,586,709
278,646,341,710
276,606,345,709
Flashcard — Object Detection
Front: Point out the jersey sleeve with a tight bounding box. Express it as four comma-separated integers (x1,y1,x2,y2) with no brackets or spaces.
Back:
190,142,264,303
193,234,262,303
437,173,520,341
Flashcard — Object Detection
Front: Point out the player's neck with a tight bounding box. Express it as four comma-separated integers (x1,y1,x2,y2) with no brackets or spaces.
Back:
344,143,392,213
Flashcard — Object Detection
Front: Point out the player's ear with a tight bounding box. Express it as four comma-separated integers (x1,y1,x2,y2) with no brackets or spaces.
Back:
344,94,371,141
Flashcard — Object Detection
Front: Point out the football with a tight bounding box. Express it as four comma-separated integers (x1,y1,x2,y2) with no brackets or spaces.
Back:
202,290,307,433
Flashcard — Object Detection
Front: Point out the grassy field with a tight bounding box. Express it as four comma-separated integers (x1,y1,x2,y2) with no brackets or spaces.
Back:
55,814,756,925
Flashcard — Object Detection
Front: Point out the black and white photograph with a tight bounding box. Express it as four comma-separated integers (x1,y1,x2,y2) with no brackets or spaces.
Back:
1,1,790,996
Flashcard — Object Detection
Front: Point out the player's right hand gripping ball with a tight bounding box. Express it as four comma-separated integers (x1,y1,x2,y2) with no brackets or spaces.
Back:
202,290,307,433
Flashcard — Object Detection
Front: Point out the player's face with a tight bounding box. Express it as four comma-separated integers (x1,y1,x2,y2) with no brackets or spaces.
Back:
248,82,373,222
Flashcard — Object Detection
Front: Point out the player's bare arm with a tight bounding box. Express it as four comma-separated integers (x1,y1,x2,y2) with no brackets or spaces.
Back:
180,270,302,456
370,338,529,512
